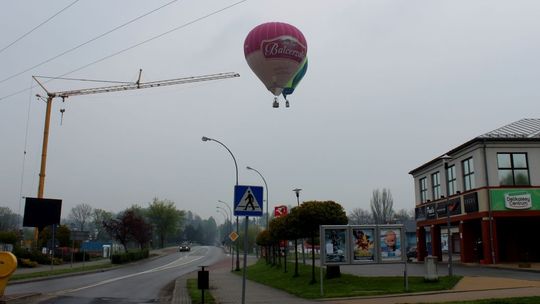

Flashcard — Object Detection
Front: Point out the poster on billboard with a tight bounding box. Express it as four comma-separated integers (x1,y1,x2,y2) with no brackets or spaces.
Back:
379,226,404,263
321,226,349,265
350,226,377,263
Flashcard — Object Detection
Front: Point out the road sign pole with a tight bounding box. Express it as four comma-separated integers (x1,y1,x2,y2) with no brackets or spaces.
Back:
234,185,263,304
241,216,249,304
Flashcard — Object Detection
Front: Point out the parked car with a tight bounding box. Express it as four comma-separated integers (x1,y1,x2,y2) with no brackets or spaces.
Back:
179,243,191,252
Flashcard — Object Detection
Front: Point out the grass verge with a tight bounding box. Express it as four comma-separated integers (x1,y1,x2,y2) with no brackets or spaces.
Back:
11,263,116,281
187,278,216,304
243,259,461,299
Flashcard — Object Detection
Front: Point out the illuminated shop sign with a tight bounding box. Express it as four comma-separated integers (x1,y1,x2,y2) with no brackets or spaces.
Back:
504,192,532,209
490,189,540,211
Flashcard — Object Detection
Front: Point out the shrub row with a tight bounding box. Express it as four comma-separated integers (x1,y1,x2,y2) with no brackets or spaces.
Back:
111,249,149,264
13,248,61,265
18,258,38,268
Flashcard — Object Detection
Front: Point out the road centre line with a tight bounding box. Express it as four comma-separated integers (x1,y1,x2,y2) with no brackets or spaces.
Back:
55,247,208,295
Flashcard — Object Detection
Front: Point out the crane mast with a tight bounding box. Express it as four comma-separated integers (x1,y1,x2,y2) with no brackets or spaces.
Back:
31,71,239,243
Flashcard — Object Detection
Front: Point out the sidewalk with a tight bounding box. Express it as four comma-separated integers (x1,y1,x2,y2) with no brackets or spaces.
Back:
173,257,540,304
173,256,314,304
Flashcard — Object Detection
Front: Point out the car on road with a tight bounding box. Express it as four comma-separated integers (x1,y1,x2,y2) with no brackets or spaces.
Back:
179,243,191,252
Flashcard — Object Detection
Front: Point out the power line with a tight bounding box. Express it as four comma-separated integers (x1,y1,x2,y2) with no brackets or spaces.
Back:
0,0,179,85
0,0,82,55
34,75,133,84
0,0,249,102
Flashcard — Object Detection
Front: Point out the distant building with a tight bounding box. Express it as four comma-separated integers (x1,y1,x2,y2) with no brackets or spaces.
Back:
409,119,540,264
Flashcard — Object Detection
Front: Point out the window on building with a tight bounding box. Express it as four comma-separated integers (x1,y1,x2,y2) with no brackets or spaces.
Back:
462,158,475,191
431,172,441,199
419,177,428,203
497,153,530,186
446,165,457,195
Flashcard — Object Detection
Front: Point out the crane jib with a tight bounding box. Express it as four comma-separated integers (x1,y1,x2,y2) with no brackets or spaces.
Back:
51,72,240,98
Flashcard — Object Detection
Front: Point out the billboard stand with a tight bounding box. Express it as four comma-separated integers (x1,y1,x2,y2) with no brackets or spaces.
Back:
319,263,324,296
320,224,408,295
404,259,409,291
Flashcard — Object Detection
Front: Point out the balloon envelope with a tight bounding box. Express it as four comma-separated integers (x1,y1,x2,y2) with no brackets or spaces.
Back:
283,57,308,98
244,22,307,96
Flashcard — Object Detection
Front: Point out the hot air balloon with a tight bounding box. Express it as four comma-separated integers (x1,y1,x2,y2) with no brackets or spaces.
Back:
282,57,308,107
244,22,307,108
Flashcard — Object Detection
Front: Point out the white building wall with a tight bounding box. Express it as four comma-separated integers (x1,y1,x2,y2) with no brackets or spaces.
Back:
412,140,540,206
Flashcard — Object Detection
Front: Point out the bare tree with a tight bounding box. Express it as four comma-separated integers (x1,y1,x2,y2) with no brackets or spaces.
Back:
92,208,113,241
370,188,394,224
0,207,20,231
69,203,93,231
348,208,373,224
393,208,414,223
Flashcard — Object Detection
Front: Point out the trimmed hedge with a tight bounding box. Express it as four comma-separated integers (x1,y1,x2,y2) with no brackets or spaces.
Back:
13,248,60,265
111,249,149,264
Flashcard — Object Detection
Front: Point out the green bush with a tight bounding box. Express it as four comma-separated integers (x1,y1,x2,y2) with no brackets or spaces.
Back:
111,249,149,264
72,251,91,262
0,231,18,245
18,258,38,268
13,248,64,265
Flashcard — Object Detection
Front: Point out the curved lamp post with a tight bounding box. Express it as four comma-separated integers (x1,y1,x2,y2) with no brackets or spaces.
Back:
218,200,234,272
201,136,240,271
293,188,306,265
216,207,234,272
440,154,454,277
216,208,228,238
246,166,269,230
201,136,238,185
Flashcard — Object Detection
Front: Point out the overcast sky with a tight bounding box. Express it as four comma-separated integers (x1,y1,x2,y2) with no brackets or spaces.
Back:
1,0,539,224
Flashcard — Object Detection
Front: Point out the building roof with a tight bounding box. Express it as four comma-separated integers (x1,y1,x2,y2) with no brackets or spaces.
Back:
409,118,540,175
478,118,540,139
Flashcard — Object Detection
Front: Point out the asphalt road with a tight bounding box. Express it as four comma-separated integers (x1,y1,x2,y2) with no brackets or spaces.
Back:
6,246,225,304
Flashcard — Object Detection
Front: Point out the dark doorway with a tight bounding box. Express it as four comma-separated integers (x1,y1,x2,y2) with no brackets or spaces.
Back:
497,217,540,262
461,220,482,263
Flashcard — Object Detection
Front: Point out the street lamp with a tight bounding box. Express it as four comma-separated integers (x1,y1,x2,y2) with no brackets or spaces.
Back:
216,207,234,272
292,188,306,265
246,166,269,230
201,136,238,185
441,154,454,277
202,136,240,271
218,200,234,271
216,208,228,237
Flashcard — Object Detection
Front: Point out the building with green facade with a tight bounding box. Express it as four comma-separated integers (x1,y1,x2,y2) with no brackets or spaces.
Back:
409,118,540,264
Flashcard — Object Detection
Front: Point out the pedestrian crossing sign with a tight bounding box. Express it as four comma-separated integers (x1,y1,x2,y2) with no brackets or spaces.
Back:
234,185,263,217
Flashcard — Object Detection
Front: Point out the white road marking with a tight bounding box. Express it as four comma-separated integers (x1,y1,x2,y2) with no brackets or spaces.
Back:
54,247,208,295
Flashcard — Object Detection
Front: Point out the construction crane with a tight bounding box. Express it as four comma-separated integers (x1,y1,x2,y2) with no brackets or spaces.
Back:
30,70,239,242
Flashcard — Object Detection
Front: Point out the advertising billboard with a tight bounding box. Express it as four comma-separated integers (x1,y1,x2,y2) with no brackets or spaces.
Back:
379,227,403,262
351,226,376,263
321,226,349,265
321,225,405,265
